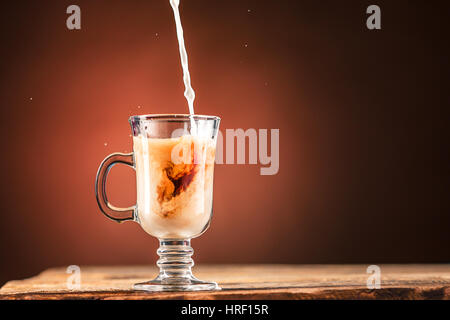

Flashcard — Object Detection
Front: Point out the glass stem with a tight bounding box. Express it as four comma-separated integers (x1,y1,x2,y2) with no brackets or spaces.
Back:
133,238,219,290
157,239,194,280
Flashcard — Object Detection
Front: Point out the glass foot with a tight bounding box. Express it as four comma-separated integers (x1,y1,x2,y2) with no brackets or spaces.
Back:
133,275,220,292
133,239,221,292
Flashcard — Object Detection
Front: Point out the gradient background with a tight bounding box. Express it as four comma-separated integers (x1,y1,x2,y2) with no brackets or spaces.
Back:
0,0,449,286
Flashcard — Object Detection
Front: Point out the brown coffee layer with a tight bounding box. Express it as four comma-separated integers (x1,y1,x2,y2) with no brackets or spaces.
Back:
158,161,197,204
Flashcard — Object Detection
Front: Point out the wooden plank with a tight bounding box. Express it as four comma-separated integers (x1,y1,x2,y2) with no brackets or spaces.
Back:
0,264,449,300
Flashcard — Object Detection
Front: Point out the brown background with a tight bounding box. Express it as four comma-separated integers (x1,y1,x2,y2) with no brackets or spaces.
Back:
0,0,449,286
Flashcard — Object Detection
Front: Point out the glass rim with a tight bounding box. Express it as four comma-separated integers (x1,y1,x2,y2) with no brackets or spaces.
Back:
129,114,221,122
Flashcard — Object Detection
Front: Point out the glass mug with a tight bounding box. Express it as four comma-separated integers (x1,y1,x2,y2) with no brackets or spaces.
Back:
95,114,221,291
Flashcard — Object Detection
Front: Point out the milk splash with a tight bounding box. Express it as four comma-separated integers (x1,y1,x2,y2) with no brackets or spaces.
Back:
169,0,197,134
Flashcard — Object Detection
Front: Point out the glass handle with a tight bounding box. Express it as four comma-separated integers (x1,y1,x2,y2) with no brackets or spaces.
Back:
95,153,136,222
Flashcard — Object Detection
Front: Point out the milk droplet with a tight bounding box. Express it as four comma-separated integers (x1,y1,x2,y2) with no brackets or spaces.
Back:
244,43,248,47
29,97,33,101
104,142,108,146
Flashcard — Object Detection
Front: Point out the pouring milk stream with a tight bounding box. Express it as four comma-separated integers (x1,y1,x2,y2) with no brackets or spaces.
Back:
169,0,197,135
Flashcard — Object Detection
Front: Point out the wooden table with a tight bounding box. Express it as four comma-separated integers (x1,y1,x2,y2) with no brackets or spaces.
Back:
0,264,449,300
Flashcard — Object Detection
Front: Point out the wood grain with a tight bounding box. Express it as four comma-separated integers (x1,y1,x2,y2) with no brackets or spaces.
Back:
0,264,449,300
